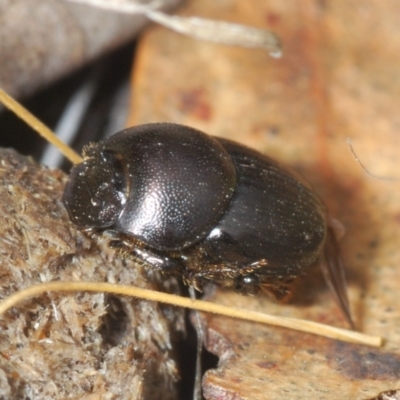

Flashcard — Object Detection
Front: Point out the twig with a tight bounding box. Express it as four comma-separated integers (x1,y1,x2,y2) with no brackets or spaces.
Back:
64,0,282,57
0,281,383,347
0,87,82,164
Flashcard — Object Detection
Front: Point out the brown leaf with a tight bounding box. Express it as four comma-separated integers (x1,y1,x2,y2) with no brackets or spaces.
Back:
128,0,400,398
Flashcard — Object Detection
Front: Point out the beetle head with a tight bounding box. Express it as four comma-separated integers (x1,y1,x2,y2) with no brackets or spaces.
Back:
63,149,127,229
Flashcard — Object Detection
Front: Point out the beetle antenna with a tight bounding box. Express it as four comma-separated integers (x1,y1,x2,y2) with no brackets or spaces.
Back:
0,281,382,347
0,87,82,164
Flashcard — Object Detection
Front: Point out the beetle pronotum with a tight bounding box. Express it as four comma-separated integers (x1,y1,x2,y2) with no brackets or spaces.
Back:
0,87,382,348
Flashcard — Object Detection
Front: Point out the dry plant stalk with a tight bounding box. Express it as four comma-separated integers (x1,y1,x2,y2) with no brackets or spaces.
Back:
64,0,282,57
0,281,382,347
0,87,383,348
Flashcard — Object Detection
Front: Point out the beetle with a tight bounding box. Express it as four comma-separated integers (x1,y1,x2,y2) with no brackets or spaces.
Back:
63,122,353,326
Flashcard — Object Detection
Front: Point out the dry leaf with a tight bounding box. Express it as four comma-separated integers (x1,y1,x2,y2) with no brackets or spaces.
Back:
128,0,400,398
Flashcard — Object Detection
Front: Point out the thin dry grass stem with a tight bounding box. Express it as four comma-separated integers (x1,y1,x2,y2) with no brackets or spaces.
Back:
0,87,82,164
0,281,383,347
65,0,282,57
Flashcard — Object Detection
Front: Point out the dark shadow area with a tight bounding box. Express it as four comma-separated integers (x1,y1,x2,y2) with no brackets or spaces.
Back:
289,161,382,327
177,305,219,400
0,41,135,167
99,295,132,347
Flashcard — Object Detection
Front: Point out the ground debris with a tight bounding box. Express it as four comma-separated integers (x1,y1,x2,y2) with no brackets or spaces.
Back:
0,148,183,400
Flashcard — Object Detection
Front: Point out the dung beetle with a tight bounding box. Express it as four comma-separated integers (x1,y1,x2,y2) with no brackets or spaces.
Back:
63,122,352,325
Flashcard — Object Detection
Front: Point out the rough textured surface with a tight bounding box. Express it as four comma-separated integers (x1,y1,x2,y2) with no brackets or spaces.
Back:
0,0,183,99
367,390,400,400
0,149,184,399
128,0,400,398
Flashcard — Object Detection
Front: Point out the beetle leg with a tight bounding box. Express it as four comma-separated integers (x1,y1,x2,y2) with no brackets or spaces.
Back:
237,260,296,300
108,237,185,276
184,259,289,298
259,282,293,302
320,224,354,328
183,265,237,292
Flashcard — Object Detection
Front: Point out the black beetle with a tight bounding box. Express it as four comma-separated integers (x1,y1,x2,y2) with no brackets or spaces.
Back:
63,122,352,325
